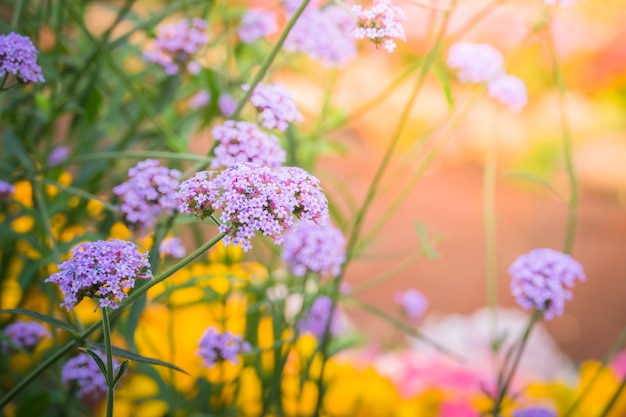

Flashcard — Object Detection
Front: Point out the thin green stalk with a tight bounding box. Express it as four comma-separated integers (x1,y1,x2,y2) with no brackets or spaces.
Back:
0,232,226,408
598,375,626,417
11,0,24,27
101,307,115,417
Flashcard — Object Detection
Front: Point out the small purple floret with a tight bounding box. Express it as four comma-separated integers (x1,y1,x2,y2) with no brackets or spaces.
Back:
298,296,341,340
243,83,302,131
394,288,428,323
197,327,251,368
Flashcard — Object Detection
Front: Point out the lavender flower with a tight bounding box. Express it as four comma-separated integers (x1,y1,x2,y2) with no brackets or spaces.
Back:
447,41,504,83
351,0,407,53
211,120,286,169
509,248,585,320
238,9,278,43
512,407,557,417
1,320,50,353
298,296,341,340
62,350,119,400
284,5,357,68
189,89,211,110
219,94,237,117
45,239,152,310
197,327,251,368
242,82,302,131
143,18,208,75
0,180,15,201
0,33,45,84
48,146,70,166
177,163,328,252
159,237,186,258
488,74,528,112
394,289,428,323
281,221,346,277
113,159,181,233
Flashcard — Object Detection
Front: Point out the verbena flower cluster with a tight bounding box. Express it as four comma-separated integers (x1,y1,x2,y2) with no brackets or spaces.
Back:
177,163,329,251
0,32,45,84
45,239,152,310
351,0,407,53
509,248,585,320
62,350,119,400
284,4,357,68
243,83,302,131
197,327,251,368
447,41,528,112
238,9,278,43
298,295,340,340
1,320,50,353
512,407,557,417
0,179,15,201
281,221,346,277
394,289,428,323
143,18,209,75
113,159,181,233
211,120,286,169
159,236,186,258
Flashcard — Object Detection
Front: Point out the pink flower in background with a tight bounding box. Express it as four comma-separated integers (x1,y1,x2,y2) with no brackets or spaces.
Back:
219,94,237,117
611,350,626,378
351,0,407,53
159,237,186,258
238,9,278,43
394,289,428,323
447,41,504,83
488,74,528,112
189,89,211,110
48,146,70,166
0,32,45,84
544,0,581,6
439,402,481,417
243,82,302,131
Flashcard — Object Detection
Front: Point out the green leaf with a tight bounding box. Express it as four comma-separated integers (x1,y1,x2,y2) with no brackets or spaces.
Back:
414,221,440,259
85,87,102,123
433,63,454,110
112,359,130,387
16,392,50,417
80,348,110,385
89,343,189,375
0,309,77,335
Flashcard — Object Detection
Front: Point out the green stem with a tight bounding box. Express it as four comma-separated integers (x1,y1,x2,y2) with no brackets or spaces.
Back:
101,307,115,417
11,0,23,27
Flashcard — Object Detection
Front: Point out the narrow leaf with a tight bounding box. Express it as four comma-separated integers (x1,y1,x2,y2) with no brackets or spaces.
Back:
80,348,110,385
0,309,77,335
112,359,130,387
90,343,189,375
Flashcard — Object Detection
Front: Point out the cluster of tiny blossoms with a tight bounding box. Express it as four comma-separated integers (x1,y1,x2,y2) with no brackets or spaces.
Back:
394,289,429,323
197,327,251,368
0,32,45,84
298,296,341,340
238,9,278,43
351,0,407,53
143,18,208,75
211,120,286,169
113,159,181,233
447,41,528,112
284,4,357,68
281,221,346,277
177,163,329,251
62,351,119,400
243,83,302,131
1,320,50,353
509,248,585,320
45,240,152,310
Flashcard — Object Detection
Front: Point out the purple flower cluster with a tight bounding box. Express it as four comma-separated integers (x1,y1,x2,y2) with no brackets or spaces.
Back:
243,82,302,131
48,146,70,166
284,4,357,68
1,320,50,353
159,236,186,258
45,239,152,310
143,18,208,75
487,74,528,112
298,296,341,340
219,94,237,117
62,350,119,400
509,248,585,320
394,289,428,323
197,327,251,368
281,221,346,277
512,407,556,417
113,159,181,233
177,163,329,251
351,0,407,53
0,32,45,84
0,180,15,201
189,89,211,110
211,120,286,169
238,9,278,43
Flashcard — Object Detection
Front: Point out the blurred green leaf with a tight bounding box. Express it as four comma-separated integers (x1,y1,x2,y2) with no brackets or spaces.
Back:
0,308,77,335
89,343,189,375
16,392,50,417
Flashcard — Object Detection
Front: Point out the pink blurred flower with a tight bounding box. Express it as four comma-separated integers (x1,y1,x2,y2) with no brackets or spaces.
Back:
394,288,428,323
447,41,504,83
351,0,407,53
189,90,211,110
238,9,278,43
488,74,528,112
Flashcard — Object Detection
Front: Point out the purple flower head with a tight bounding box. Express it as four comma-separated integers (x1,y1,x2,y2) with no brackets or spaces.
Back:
488,74,528,112
281,221,346,277
512,407,557,417
394,289,428,323
48,146,70,166
238,9,278,43
143,18,208,75
113,159,181,233
298,295,341,340
0,180,15,201
284,5,357,68
45,239,152,310
211,120,286,169
0,33,45,84
197,327,251,368
219,94,237,117
159,237,186,258
176,163,328,252
447,41,504,84
509,248,585,320
189,89,211,110
1,320,50,353
351,0,407,53
62,350,119,401
242,82,302,131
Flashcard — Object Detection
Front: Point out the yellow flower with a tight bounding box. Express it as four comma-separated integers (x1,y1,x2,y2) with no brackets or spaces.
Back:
12,180,32,208
11,215,35,234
